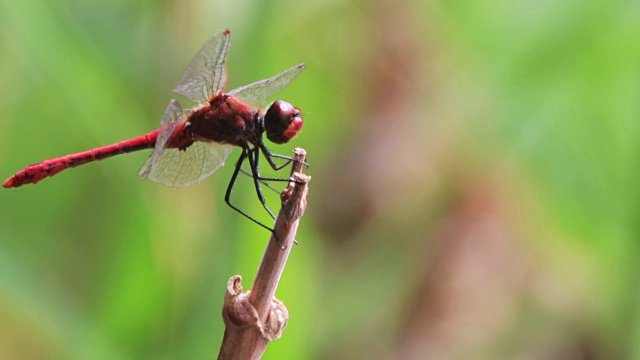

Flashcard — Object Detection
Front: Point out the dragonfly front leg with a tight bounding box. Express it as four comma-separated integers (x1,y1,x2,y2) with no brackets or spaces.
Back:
258,143,309,189
258,142,309,171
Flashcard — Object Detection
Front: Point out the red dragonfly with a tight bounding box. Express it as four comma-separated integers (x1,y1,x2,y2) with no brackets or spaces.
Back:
3,29,305,229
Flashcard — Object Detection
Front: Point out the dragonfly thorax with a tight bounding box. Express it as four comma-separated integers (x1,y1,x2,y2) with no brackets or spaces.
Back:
186,95,257,147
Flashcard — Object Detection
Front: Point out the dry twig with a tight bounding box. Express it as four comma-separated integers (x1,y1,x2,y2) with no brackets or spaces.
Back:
218,148,310,360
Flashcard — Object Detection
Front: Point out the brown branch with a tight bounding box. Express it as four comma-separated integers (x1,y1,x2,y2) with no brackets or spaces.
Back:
218,148,310,360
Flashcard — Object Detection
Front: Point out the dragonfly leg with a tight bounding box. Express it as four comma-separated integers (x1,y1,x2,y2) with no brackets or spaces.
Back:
240,168,280,194
239,151,302,190
247,147,276,220
259,142,309,171
246,142,307,187
225,148,288,249
238,156,300,247
225,148,277,234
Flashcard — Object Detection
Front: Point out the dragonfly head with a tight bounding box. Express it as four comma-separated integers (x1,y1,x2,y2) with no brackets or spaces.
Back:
264,100,303,144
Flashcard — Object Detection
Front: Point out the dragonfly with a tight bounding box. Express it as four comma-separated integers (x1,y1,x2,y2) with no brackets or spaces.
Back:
3,29,305,231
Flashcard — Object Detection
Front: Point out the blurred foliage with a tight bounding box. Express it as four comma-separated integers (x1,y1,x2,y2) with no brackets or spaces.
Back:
0,0,639,359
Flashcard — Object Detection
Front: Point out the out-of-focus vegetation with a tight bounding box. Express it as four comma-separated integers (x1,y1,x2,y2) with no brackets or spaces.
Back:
0,0,638,359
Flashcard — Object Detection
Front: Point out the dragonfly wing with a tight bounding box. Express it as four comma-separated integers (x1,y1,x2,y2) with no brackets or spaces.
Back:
159,99,184,126
173,29,231,103
138,141,234,188
138,99,185,180
227,64,305,106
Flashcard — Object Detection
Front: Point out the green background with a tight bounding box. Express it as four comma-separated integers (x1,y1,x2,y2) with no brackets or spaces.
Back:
1,0,638,359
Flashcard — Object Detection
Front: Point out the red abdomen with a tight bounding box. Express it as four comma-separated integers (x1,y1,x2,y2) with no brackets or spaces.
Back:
3,130,161,188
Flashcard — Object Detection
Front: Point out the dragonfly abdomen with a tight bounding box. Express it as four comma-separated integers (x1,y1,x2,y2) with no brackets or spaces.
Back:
3,131,160,188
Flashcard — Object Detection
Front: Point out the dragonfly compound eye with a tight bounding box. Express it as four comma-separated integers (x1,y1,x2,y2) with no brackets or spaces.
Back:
264,100,303,144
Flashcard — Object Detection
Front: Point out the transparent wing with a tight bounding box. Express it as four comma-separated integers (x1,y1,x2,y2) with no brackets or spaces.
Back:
173,29,231,103
227,64,305,106
160,98,183,126
138,141,234,188
138,99,184,180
